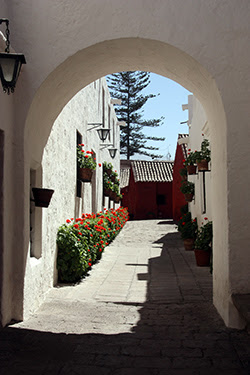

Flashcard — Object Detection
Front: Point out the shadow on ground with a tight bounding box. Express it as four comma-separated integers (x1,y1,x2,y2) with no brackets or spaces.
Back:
1,231,250,374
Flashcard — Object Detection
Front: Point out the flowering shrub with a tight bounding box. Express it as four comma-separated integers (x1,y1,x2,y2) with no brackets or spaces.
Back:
195,139,211,163
195,219,213,251
180,181,195,195
57,207,129,282
77,144,97,170
183,151,197,167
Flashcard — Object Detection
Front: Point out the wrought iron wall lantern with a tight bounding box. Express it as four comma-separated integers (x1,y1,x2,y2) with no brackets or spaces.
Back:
108,148,117,159
87,123,110,142
0,18,26,94
100,143,118,159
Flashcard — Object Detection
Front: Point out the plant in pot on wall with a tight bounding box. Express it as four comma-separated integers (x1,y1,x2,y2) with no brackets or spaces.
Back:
178,212,198,250
195,139,211,171
77,144,96,182
32,188,54,208
179,166,187,181
103,173,113,197
180,181,195,202
183,150,197,175
111,182,120,201
103,161,113,176
194,219,213,266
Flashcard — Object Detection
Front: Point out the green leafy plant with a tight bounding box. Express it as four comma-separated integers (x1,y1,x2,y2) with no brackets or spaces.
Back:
180,181,195,195
180,204,188,216
183,152,197,167
179,167,187,178
103,161,113,171
195,139,211,163
195,219,213,251
180,217,198,240
103,172,113,190
178,211,192,233
57,207,129,283
77,144,96,170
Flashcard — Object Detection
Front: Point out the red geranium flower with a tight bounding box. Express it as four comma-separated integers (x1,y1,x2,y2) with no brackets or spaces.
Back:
84,155,89,158
74,224,79,229
66,219,71,223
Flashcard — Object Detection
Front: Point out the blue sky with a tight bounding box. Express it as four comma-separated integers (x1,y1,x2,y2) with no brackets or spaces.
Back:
130,73,191,161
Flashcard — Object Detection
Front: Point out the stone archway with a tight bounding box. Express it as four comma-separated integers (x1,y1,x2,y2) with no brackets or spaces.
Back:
21,38,235,327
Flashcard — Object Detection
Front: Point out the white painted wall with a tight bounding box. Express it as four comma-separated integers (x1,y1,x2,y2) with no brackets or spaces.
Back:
24,78,120,318
184,95,212,225
0,0,249,329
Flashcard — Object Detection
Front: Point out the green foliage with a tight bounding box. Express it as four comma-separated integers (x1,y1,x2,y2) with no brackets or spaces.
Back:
183,152,197,166
57,207,129,283
180,181,195,195
180,204,188,216
179,167,187,177
107,71,165,159
178,212,192,232
103,161,113,171
180,218,198,240
195,139,211,162
77,145,96,170
195,220,213,252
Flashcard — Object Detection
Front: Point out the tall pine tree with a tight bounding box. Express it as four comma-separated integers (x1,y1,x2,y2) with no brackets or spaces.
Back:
107,71,165,160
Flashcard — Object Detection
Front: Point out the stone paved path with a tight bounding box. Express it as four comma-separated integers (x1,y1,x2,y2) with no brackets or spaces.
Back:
1,220,250,374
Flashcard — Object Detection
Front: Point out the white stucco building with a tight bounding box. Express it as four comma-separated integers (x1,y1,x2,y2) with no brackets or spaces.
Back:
0,0,250,330
183,95,212,226
25,78,120,318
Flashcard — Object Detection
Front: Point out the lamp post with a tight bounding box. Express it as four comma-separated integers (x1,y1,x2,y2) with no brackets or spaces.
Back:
0,18,26,94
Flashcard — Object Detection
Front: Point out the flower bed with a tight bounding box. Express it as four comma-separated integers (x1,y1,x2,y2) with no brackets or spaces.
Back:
57,207,129,283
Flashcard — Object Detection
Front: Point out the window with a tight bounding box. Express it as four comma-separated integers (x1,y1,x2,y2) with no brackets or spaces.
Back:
201,171,206,214
102,88,105,128
108,105,111,141
76,131,82,198
157,194,166,205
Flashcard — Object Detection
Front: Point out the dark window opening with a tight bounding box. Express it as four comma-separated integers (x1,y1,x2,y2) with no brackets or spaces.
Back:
202,171,206,214
157,194,166,205
76,131,82,198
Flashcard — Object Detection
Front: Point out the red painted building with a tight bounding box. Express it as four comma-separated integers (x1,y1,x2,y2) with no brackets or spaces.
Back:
120,160,173,220
172,134,188,221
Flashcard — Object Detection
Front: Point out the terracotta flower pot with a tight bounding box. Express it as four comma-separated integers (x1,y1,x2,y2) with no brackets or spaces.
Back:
114,195,120,204
187,165,197,175
103,187,111,197
78,167,93,182
109,190,117,201
32,188,54,208
184,193,194,202
183,238,195,250
194,249,211,266
197,160,209,171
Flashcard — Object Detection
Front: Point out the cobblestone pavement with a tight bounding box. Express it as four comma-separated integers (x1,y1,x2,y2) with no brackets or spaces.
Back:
1,220,250,374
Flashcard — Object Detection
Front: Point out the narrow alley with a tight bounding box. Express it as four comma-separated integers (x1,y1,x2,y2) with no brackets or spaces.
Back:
1,220,249,374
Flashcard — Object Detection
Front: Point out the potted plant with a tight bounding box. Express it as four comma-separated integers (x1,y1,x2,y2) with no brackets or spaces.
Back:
180,181,195,202
110,170,118,183
183,150,197,175
179,167,187,181
195,139,211,171
77,144,96,182
32,188,54,208
103,161,113,176
114,193,122,204
179,214,198,250
194,220,213,266
103,173,113,197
